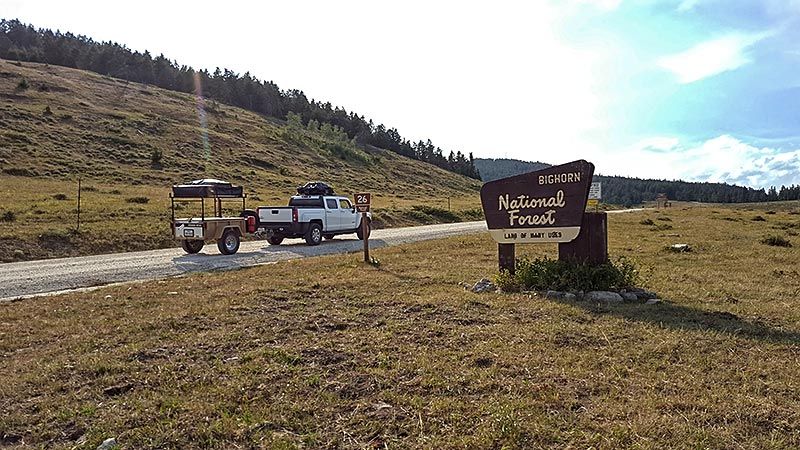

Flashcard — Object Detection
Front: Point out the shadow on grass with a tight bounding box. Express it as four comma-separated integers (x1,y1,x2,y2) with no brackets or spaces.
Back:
561,298,800,345
170,238,391,273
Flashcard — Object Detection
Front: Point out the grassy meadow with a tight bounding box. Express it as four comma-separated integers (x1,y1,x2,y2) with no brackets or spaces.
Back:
0,59,481,261
2,203,800,448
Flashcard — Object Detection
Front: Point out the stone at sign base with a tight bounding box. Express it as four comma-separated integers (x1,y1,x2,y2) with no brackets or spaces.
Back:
585,291,623,303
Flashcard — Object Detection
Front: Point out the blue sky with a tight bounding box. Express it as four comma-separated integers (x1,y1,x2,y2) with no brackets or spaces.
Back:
557,0,800,188
3,0,800,188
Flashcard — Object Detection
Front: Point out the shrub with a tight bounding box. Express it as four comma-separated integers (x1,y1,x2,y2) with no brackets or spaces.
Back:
126,196,150,204
43,106,53,116
656,216,672,222
53,193,68,200
640,218,655,225
1,211,16,222
495,256,640,292
150,149,163,166
752,215,766,222
651,223,673,231
761,235,792,248
109,189,122,195
16,78,28,90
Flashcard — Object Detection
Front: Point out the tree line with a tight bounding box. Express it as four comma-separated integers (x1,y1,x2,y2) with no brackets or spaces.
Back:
594,175,800,206
475,158,800,206
0,19,481,179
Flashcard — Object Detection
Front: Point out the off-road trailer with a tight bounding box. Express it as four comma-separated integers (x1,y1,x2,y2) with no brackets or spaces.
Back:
170,179,257,255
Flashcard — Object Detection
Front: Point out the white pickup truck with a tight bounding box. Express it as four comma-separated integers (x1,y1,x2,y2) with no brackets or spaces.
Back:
256,195,371,246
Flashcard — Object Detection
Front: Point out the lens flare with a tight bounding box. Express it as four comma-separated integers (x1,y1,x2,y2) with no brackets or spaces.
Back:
193,72,211,166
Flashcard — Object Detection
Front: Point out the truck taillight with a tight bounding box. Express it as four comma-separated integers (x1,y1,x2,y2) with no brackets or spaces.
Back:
292,207,298,223
246,216,256,233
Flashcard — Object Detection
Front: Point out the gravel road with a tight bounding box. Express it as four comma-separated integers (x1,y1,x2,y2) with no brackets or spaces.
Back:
0,221,488,301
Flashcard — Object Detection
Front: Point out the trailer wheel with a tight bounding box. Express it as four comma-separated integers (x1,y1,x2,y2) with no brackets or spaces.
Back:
323,234,335,240
305,223,323,246
218,229,241,255
181,240,204,254
356,219,371,240
267,234,284,245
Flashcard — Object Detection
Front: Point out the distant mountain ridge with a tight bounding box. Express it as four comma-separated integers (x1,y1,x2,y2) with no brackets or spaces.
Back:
475,158,800,205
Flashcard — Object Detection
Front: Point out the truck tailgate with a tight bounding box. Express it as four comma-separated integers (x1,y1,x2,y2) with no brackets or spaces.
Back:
258,207,293,224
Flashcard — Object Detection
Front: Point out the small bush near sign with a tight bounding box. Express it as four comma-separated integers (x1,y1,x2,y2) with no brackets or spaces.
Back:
495,256,640,292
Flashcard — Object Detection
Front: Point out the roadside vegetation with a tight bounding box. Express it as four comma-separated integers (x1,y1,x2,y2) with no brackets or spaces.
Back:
0,60,481,262
2,205,800,448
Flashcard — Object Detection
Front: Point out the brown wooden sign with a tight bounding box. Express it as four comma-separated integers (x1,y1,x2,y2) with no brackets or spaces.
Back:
356,205,370,212
480,160,595,244
355,193,371,207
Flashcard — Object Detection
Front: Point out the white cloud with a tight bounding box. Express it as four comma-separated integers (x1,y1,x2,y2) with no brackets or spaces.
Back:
598,135,800,188
658,33,768,83
676,0,700,12
572,0,623,10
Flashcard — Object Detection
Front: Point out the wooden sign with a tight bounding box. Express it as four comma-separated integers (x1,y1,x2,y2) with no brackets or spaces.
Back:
480,160,595,244
355,193,371,207
356,205,370,212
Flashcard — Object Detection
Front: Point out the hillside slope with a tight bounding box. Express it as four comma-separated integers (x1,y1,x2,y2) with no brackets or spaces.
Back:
0,60,481,261
0,59,479,196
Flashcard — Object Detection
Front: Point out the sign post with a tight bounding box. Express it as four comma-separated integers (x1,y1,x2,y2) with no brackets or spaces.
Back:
355,193,371,263
480,160,603,273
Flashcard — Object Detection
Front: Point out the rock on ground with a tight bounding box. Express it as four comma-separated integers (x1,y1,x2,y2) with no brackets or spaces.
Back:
585,291,623,303
471,278,497,293
97,438,117,450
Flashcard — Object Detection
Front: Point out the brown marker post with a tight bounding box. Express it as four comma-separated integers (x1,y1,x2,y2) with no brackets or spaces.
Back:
362,212,369,263
355,193,372,263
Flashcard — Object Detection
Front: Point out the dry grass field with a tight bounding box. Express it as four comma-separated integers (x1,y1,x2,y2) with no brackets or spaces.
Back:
2,204,800,449
0,59,481,261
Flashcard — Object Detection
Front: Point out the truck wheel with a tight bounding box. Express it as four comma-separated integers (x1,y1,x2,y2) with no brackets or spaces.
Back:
356,220,371,240
323,234,335,240
267,234,284,245
218,229,241,255
181,240,204,254
305,223,323,246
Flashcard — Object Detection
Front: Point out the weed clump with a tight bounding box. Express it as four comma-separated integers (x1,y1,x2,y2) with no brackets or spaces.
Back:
495,256,640,292
752,215,766,222
640,218,655,225
16,78,28,90
1,211,16,222
150,149,163,167
52,193,68,201
126,196,150,204
651,223,673,231
761,235,792,248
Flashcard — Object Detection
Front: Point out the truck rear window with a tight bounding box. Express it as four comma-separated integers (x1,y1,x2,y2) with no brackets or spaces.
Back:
289,197,324,208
